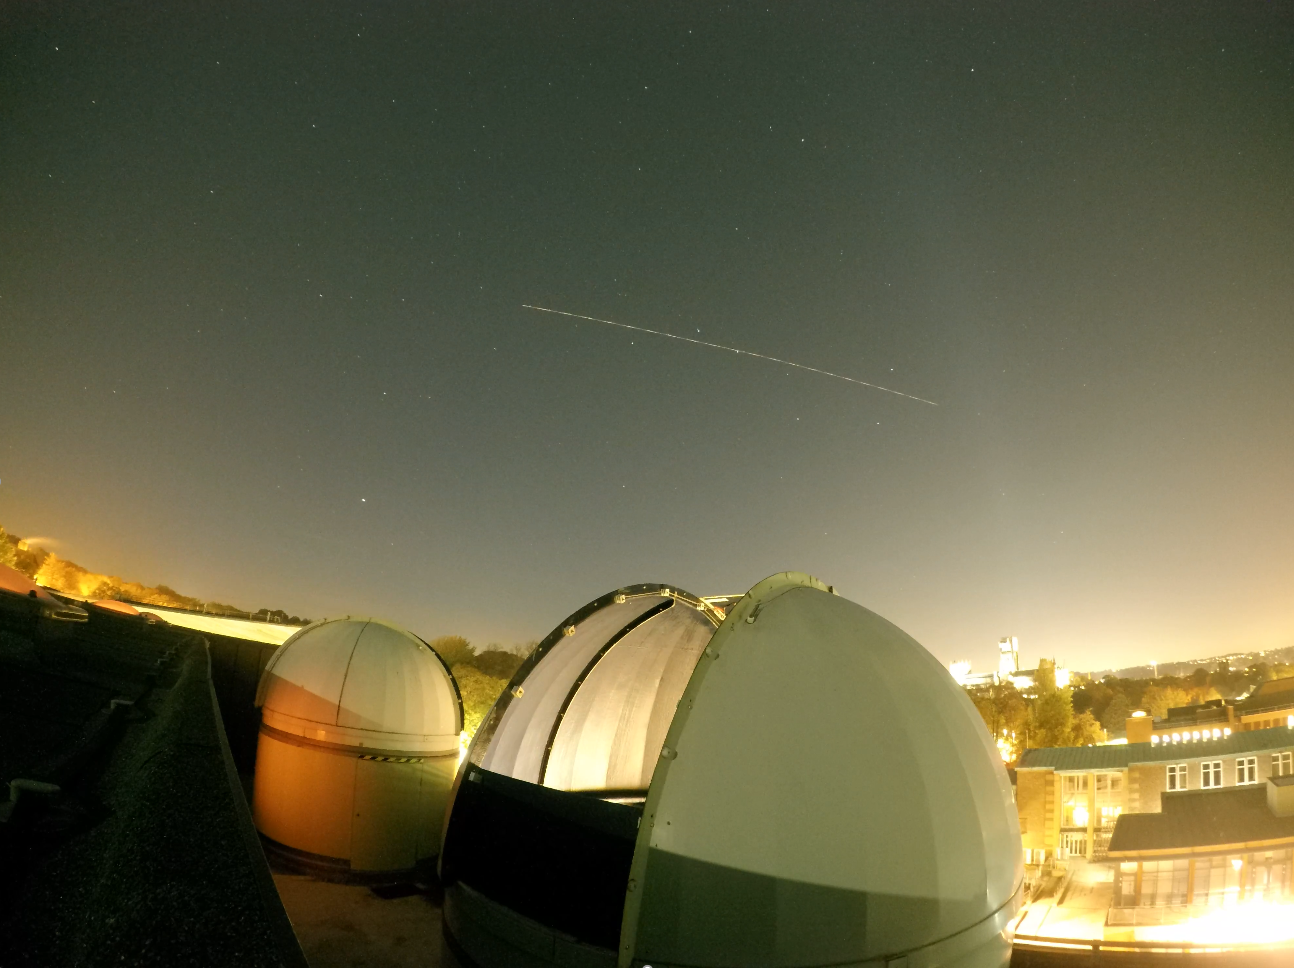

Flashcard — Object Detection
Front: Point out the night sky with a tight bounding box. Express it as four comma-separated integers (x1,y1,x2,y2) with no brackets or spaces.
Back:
3,3,1291,673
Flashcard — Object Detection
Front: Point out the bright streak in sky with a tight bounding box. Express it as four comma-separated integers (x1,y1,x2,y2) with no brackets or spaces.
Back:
522,304,939,406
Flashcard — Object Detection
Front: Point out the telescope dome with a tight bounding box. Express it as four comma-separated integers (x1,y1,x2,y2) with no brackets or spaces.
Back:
253,617,462,878
440,575,1021,968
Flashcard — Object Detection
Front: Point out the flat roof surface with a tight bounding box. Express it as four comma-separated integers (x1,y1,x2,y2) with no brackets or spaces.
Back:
0,607,306,967
127,603,303,644
1108,785,1294,855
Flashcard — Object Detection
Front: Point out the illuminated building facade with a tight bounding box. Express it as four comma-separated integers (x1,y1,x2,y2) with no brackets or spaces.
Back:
1106,775,1294,919
1016,726,1294,868
948,639,1071,693
999,636,1020,678
1125,675,1294,744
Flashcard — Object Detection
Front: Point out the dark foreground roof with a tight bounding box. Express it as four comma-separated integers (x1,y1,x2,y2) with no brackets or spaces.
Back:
1017,726,1294,771
1107,785,1294,856
0,594,306,967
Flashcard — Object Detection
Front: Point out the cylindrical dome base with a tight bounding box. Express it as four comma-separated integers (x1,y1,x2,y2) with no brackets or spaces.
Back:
252,727,456,879
442,878,1018,968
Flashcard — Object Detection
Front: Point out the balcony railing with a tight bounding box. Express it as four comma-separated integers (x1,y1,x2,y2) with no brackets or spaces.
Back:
1013,932,1294,956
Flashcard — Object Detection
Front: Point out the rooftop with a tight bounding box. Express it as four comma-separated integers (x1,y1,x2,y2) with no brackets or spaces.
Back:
1017,726,1294,771
0,589,306,967
1107,784,1294,856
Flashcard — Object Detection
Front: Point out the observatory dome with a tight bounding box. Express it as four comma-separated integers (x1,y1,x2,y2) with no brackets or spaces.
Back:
440,576,1022,968
92,600,140,616
0,563,88,636
253,617,462,877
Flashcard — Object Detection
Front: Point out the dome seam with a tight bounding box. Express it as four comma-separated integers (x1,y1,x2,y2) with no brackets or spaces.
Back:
333,619,369,727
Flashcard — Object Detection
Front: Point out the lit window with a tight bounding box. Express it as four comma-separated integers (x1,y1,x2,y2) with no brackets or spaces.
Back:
1212,728,1221,739
1274,752,1293,777
1224,728,1232,736
1152,735,1160,744
1172,733,1181,743
1192,731,1201,741
1236,757,1258,785
1167,763,1188,791
1201,760,1223,788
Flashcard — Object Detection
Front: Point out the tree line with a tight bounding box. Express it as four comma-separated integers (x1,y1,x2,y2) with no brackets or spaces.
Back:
1,524,309,624
428,635,537,738
969,658,1292,762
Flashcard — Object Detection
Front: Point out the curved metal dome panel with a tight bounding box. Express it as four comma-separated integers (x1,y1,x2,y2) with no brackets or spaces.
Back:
257,617,460,753
475,588,719,789
478,596,666,783
258,618,363,724
440,575,1019,968
624,575,1021,966
542,602,714,793
336,620,460,739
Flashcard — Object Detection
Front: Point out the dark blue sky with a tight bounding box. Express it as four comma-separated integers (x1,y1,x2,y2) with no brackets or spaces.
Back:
3,3,1291,672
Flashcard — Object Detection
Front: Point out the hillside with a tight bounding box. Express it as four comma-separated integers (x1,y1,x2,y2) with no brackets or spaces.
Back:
0,524,307,623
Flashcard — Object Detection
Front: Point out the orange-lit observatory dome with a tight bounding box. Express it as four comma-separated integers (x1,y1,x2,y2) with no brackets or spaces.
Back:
252,617,462,878
92,600,140,616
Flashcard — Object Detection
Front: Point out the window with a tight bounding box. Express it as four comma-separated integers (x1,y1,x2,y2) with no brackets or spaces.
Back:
1096,773,1123,793
1167,763,1188,791
1237,757,1258,785
1274,752,1293,777
1201,760,1223,788
1059,832,1087,858
1062,774,1089,795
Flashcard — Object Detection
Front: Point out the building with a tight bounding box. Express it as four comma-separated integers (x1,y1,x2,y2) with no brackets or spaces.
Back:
1125,675,1294,745
1105,776,1294,918
1000,636,1021,677
949,638,1071,692
252,618,463,878
1016,726,1294,867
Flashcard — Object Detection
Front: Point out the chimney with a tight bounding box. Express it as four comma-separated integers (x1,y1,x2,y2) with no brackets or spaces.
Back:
1126,711,1154,744
1269,774,1294,818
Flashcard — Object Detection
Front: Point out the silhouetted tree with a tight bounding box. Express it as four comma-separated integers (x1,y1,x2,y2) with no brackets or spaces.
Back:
471,649,524,680
1100,693,1132,732
430,635,476,668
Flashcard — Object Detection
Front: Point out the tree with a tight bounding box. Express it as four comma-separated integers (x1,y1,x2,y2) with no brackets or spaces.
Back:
1069,711,1105,746
471,649,524,681
0,526,17,569
430,635,476,668
452,664,509,738
1072,680,1112,719
1100,693,1132,733
1033,688,1074,748
1035,658,1058,693
1187,685,1222,705
1140,684,1193,718
970,682,1028,739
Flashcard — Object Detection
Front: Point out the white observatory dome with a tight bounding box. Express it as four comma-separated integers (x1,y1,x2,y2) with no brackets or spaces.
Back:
253,617,462,878
440,575,1022,968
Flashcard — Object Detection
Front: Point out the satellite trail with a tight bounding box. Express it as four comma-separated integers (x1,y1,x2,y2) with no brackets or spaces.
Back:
522,305,938,406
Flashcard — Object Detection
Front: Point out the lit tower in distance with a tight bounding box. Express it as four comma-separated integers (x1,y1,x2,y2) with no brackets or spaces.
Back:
998,636,1019,679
